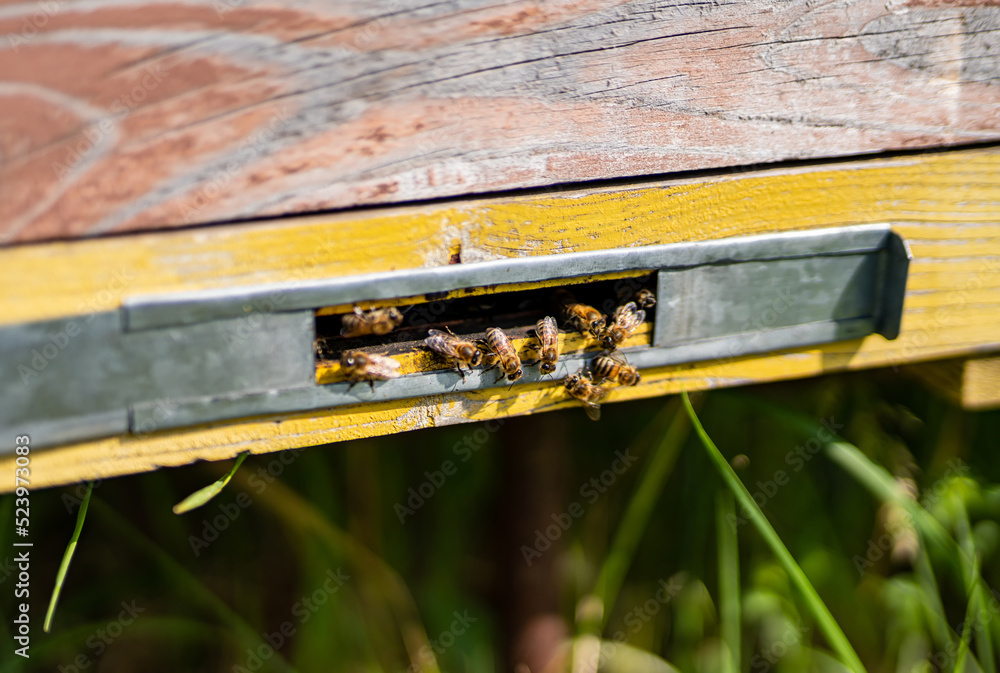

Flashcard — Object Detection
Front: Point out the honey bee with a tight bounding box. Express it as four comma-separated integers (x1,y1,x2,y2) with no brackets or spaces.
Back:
634,289,656,310
592,350,640,386
481,327,523,384
554,289,606,338
563,370,609,421
339,350,401,391
424,327,483,380
340,305,404,338
615,282,656,310
533,316,560,376
600,301,645,350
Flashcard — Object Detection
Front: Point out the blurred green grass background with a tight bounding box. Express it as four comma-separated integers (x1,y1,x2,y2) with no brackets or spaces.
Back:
2,368,999,672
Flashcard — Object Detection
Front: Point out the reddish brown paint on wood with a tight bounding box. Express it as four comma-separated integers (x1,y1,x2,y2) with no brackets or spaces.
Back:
1,0,998,243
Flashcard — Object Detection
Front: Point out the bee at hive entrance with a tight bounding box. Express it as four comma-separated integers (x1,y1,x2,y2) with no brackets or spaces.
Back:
311,274,656,388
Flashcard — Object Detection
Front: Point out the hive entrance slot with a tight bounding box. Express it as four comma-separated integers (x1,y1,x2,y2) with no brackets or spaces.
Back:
313,273,656,375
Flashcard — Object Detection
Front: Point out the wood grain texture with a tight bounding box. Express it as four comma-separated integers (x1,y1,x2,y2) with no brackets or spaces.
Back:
2,145,999,490
4,146,1000,328
2,0,999,242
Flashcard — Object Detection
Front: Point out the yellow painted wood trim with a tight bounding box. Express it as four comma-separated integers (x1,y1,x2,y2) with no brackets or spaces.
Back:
2,147,999,328
3,145,1000,491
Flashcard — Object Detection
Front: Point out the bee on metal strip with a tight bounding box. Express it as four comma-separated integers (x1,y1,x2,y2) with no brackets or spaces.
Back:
563,369,609,421
339,350,401,392
340,305,404,338
554,289,606,339
599,301,645,350
615,282,656,310
634,288,656,310
592,350,640,386
533,316,560,376
424,327,483,381
481,327,523,385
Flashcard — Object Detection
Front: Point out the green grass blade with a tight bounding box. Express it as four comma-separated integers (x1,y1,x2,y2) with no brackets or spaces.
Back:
823,442,955,554
735,396,983,585
584,637,683,672
739,396,998,669
952,493,995,673
716,488,740,673
954,554,982,673
681,392,866,673
225,468,442,673
914,548,954,652
591,397,691,629
172,452,248,514
44,481,92,633
824,440,998,631
92,498,300,673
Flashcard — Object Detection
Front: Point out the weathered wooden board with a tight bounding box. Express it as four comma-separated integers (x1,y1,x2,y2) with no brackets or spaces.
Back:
2,145,999,490
4,146,1000,328
1,0,998,243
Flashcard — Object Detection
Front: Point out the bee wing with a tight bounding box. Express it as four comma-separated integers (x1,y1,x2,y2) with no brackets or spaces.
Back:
615,305,644,332
368,353,401,369
423,331,454,356
607,349,630,366
583,401,602,421
614,302,637,320
367,359,402,380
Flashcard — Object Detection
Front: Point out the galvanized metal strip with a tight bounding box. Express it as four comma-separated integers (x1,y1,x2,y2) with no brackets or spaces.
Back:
873,234,912,340
654,254,881,347
123,224,896,331
130,317,877,431
12,411,129,452
130,227,910,430
0,311,316,451
6,225,910,450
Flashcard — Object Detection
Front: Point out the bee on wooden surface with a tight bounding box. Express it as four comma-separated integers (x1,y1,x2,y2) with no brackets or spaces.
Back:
634,288,656,310
340,305,404,338
563,370,609,421
424,327,483,380
533,316,560,376
592,350,640,386
554,289,605,338
616,284,655,309
339,350,401,392
481,327,523,384
600,301,645,350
